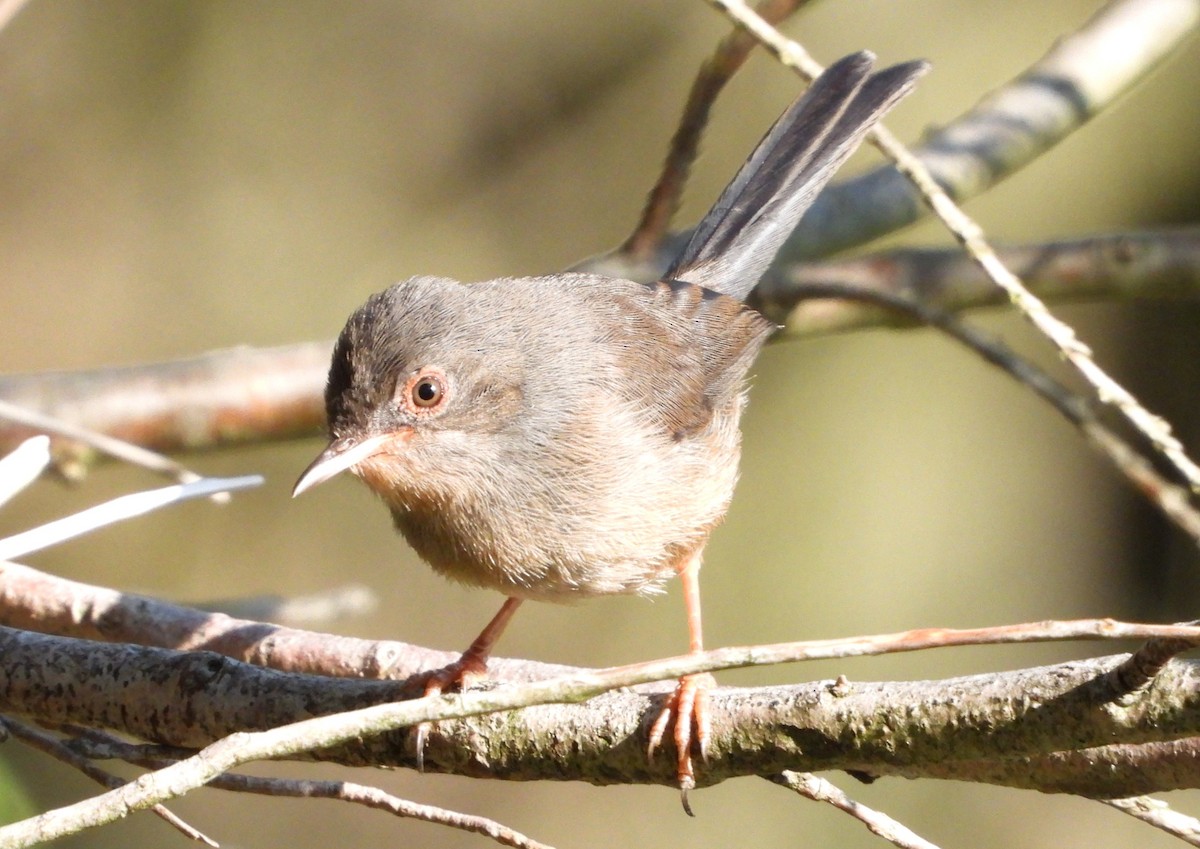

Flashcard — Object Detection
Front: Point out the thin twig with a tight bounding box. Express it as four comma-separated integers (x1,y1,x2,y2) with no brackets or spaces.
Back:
60,729,555,849
623,0,809,261
194,772,556,849
884,130,1200,492
1102,796,1200,846
0,437,50,508
0,0,29,33
1,717,217,847
0,475,263,561
770,772,943,849
707,0,1200,492
0,399,206,488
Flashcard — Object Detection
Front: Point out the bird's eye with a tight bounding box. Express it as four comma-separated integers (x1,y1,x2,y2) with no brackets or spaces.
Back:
399,368,448,413
413,375,442,407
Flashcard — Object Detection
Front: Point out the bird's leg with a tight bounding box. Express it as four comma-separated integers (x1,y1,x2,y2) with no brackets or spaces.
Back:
421,596,523,693
647,550,713,816
414,596,523,769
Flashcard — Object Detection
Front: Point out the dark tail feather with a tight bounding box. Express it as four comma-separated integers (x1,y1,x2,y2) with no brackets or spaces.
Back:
666,51,928,301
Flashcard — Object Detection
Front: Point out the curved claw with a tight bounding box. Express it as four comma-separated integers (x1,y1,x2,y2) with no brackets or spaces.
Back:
412,654,490,771
414,719,431,772
647,672,716,815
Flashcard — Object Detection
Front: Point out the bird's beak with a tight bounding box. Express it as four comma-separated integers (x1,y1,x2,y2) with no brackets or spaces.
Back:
292,433,394,497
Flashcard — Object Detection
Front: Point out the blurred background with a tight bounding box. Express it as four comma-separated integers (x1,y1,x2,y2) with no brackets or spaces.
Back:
0,1,1198,847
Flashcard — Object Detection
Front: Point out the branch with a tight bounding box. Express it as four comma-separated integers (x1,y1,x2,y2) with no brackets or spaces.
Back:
0,437,49,507
0,476,261,562
4,622,1200,787
908,737,1200,797
753,226,1200,333
0,343,328,458
6,625,1200,846
770,772,942,849
225,777,556,849
0,400,209,487
0,560,566,683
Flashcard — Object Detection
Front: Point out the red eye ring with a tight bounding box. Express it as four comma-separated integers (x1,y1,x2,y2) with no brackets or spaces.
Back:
400,368,448,413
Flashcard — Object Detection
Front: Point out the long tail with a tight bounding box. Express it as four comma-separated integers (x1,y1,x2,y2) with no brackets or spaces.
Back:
666,51,928,301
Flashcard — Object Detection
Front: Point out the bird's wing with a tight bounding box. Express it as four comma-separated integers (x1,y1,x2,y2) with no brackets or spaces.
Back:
593,277,775,440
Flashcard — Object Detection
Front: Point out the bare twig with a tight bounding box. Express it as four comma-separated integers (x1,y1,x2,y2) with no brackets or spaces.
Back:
1102,795,1200,846
770,772,943,849
0,399,210,488
1,717,217,847
623,0,809,261
201,774,556,849
0,437,50,508
60,728,556,849
61,727,195,764
1080,429,1200,543
0,0,30,33
589,1,1200,284
0,475,263,561
707,0,1200,492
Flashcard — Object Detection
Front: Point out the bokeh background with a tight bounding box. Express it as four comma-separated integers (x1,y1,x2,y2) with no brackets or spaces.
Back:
1,1,1199,847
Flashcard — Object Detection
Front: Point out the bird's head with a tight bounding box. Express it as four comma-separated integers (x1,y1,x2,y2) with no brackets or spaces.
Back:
292,276,525,501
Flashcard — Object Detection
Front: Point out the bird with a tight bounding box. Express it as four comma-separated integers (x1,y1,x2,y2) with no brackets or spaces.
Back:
293,50,927,810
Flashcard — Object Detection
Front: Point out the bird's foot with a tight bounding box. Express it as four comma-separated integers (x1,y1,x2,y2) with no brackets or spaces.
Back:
413,652,490,771
647,672,715,816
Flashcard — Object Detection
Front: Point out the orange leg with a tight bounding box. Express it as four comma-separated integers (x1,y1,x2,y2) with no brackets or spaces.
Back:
415,596,523,769
647,550,713,815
